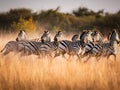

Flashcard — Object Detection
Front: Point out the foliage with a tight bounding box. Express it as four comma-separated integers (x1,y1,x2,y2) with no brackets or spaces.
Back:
11,17,36,32
72,7,104,17
0,7,120,34
0,8,33,31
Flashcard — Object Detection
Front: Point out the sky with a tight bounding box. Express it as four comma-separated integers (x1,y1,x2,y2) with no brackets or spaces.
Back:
0,0,120,13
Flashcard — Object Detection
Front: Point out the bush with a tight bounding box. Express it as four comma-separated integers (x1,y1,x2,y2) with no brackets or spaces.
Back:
11,17,36,32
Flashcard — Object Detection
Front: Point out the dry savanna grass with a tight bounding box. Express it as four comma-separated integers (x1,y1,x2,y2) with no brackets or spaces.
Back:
0,33,120,90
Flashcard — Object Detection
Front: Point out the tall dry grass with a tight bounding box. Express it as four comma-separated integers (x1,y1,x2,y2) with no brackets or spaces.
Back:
0,33,120,90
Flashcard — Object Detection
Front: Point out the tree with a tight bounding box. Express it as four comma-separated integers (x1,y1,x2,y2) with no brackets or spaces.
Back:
11,17,36,32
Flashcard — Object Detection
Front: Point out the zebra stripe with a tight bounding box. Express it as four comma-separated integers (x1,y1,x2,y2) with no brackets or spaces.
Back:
55,30,93,60
1,30,51,56
90,29,120,60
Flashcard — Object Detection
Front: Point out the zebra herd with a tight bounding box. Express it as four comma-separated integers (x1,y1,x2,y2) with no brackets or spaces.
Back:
1,29,120,62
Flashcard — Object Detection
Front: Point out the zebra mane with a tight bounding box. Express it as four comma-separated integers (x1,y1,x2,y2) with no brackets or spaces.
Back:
72,34,79,41
94,30,103,37
93,30,98,34
108,29,116,40
80,31,87,40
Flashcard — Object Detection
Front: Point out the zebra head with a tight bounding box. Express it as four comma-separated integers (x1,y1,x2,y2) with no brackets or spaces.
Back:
41,30,51,43
54,31,62,42
92,30,102,43
16,29,27,41
82,30,93,43
53,31,62,47
109,29,120,45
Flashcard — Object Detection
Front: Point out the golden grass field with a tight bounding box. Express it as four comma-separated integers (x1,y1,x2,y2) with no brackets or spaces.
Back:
0,33,120,90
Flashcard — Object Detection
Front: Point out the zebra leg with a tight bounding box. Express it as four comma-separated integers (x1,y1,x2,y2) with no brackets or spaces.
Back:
1,47,12,56
48,53,53,63
84,55,91,63
96,56,101,61
1,46,11,56
54,53,60,58
67,55,74,61
76,54,81,62
2,50,10,56
0,47,5,53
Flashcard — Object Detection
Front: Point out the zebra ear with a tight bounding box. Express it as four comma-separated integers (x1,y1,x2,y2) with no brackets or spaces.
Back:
44,30,48,33
16,38,19,42
113,29,117,32
58,30,62,34
108,32,111,40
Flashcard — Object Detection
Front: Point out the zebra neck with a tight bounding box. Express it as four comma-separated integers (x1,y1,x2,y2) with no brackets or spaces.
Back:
53,41,59,47
110,39,116,46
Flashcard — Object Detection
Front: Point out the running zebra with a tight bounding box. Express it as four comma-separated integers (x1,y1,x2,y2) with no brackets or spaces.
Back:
92,30,102,43
0,30,27,55
55,30,93,61
81,30,103,58
15,30,52,56
85,29,120,61
30,30,51,42
38,31,62,58
0,30,51,56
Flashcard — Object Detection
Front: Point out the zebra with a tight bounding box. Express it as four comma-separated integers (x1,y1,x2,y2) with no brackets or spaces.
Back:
0,30,27,55
15,30,52,56
91,30,102,43
30,30,51,42
96,29,120,60
40,30,51,43
16,29,27,41
0,30,51,56
54,30,93,61
81,30,103,57
85,29,120,61
38,31,62,58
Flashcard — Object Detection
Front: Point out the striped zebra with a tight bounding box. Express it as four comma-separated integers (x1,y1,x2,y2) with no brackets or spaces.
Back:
38,31,62,58
0,30,27,55
85,29,120,61
81,30,103,58
15,30,52,56
54,30,93,61
0,30,51,56
40,30,51,42
92,30,102,43
29,30,51,42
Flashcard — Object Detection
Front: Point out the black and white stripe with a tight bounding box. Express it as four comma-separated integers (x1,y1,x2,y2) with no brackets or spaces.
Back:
55,30,93,60
38,31,62,58
1,30,51,56
87,29,120,61
81,30,103,57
